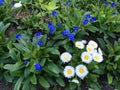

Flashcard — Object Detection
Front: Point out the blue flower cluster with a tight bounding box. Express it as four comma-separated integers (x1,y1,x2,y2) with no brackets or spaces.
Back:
61,26,78,41
34,62,42,71
48,22,56,35
83,14,97,25
104,1,116,8
0,0,4,6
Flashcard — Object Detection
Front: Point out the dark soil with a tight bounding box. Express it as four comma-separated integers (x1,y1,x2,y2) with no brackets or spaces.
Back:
0,76,115,90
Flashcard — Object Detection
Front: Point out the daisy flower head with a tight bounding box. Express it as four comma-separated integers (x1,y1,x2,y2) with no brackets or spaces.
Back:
75,64,88,79
92,52,103,63
63,66,75,78
88,40,98,48
60,52,72,63
81,52,92,64
14,1,22,8
71,79,79,84
81,40,87,44
86,45,95,54
98,48,103,55
75,41,84,49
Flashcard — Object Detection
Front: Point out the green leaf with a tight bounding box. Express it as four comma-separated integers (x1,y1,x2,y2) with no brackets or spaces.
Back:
24,68,30,78
14,76,24,90
39,76,50,89
4,62,24,72
44,1,58,11
30,74,37,85
22,78,30,90
107,73,113,84
4,72,13,82
45,48,60,55
86,26,99,33
69,82,77,90
56,77,65,87
47,63,60,74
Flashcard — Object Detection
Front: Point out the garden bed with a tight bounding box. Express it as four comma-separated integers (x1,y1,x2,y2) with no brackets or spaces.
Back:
0,0,120,90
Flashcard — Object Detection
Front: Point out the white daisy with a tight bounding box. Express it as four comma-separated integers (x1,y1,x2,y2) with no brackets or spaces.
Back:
75,64,88,79
14,1,22,8
71,79,79,84
60,52,72,63
86,45,95,54
81,52,93,64
98,48,103,55
88,40,98,48
81,40,87,44
92,53,103,63
75,41,84,49
63,66,75,78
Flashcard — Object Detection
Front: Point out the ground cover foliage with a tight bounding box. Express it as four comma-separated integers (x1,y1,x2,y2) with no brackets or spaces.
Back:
0,0,120,90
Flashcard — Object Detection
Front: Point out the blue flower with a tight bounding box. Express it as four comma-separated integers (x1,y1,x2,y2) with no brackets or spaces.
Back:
83,19,89,25
85,14,91,19
104,1,108,6
24,60,28,65
66,1,71,6
34,62,42,71
67,33,75,41
90,17,97,22
48,22,56,34
52,11,58,16
15,34,22,40
73,26,78,31
35,32,42,37
113,12,117,15
61,29,69,36
11,2,15,5
0,0,4,6
37,40,44,46
57,23,62,28
111,2,116,8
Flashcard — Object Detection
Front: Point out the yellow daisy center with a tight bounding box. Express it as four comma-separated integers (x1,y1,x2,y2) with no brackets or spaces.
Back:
67,69,72,75
79,68,84,74
64,56,69,60
84,55,89,60
94,55,99,61
77,43,81,47
91,43,95,47
87,47,91,52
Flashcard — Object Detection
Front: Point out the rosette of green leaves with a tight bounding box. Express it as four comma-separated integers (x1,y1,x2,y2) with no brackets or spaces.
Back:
3,32,65,90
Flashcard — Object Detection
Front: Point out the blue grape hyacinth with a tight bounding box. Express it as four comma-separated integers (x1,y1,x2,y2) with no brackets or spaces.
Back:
24,60,28,65
90,17,97,22
0,0,4,6
35,32,42,37
37,40,44,46
15,34,22,40
62,29,69,36
66,1,71,6
104,1,109,6
34,62,42,71
85,14,91,19
83,19,89,25
52,11,58,16
111,2,116,8
48,22,56,34
67,33,75,41
73,26,78,31
57,23,62,28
